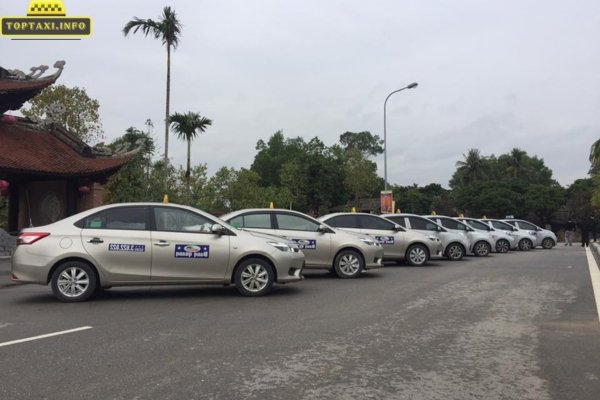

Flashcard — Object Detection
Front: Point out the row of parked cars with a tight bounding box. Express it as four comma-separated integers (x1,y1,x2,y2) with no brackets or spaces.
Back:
10,202,557,302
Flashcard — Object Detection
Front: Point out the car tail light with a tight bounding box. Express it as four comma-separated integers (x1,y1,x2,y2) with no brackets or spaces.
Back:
17,232,50,245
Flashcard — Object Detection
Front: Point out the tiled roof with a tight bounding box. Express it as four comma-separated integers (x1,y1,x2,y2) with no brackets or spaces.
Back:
0,120,134,177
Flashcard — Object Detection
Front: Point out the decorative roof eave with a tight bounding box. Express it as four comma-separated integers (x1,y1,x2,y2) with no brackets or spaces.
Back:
0,61,65,114
0,118,140,178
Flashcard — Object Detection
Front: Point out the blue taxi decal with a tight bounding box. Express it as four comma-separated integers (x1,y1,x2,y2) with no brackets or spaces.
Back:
375,236,395,245
292,239,317,250
175,244,210,258
108,244,146,252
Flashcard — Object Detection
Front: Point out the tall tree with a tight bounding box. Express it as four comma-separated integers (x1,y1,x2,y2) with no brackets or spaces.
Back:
590,138,600,173
168,111,212,186
339,131,384,158
123,6,182,166
21,84,103,143
455,148,487,184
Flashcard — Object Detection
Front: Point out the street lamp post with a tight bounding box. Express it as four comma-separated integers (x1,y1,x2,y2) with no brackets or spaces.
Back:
383,82,418,191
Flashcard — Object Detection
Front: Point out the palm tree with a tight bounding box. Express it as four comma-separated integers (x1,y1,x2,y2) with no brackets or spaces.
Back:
123,6,182,167
506,148,528,178
455,148,486,184
169,112,212,187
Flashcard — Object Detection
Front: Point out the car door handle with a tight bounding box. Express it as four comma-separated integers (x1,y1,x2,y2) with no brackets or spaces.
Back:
87,237,104,244
154,241,170,247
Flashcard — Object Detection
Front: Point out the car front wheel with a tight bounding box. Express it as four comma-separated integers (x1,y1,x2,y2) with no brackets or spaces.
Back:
50,261,97,302
496,239,510,253
235,258,275,296
333,250,364,278
445,243,465,260
406,244,429,266
519,238,533,251
541,238,554,249
473,241,491,257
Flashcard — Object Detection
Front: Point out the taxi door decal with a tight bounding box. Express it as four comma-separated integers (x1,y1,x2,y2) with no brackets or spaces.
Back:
375,236,395,245
292,239,317,250
174,244,210,258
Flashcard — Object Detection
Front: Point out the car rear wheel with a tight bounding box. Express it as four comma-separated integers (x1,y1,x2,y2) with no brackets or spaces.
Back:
445,243,465,260
234,258,274,296
333,250,364,278
541,237,554,249
406,244,429,266
496,239,510,253
473,241,491,257
519,238,533,251
50,261,97,302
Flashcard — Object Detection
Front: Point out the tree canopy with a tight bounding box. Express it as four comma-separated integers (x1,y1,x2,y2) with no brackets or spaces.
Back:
22,84,103,143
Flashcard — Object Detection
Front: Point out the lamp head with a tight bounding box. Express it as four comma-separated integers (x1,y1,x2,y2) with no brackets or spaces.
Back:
407,82,418,89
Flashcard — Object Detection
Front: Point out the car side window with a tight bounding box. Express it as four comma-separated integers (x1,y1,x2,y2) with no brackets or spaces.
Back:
491,221,511,230
80,207,147,230
154,207,214,233
517,221,537,230
386,216,406,227
359,215,395,230
326,215,358,228
229,213,271,229
440,218,467,230
504,221,516,227
276,213,320,232
408,217,436,231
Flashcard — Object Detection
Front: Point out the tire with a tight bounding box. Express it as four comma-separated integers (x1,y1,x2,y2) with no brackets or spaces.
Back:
473,241,491,257
234,258,275,296
518,238,533,251
405,244,429,266
495,239,510,253
541,237,554,249
333,249,364,278
445,243,465,260
50,261,97,303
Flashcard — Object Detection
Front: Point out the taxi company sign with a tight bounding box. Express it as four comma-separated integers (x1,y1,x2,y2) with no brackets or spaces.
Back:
1,1,91,38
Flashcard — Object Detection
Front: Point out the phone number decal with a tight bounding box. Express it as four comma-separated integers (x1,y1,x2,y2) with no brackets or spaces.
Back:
108,244,146,252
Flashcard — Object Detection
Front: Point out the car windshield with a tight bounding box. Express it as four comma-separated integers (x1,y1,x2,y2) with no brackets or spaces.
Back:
465,219,490,231
489,220,514,230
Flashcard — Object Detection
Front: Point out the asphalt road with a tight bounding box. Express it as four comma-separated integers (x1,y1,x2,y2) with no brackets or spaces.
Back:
1,246,599,400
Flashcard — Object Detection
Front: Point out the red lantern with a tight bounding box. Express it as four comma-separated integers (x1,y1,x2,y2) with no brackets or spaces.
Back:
0,180,9,190
78,185,90,194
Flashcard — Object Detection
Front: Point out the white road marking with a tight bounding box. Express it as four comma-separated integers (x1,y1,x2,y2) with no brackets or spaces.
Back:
0,326,92,348
585,246,600,323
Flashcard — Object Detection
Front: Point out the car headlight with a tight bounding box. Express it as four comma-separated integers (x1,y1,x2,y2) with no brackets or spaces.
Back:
268,241,293,252
359,237,378,246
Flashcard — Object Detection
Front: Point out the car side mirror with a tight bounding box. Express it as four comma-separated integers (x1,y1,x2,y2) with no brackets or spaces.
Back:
317,224,330,233
211,223,227,235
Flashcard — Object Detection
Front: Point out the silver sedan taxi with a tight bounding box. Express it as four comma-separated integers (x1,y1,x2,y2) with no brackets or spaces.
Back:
502,218,557,249
221,209,384,278
11,203,305,301
382,213,470,261
456,217,515,253
318,212,443,266
478,218,536,251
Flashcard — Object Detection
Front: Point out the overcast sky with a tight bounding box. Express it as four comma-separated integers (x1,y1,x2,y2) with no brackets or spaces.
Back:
3,0,599,188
